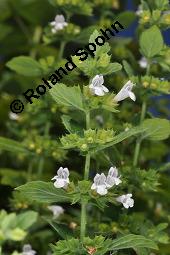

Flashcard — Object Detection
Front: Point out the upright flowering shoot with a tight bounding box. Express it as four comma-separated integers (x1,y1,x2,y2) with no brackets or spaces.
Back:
14,23,163,254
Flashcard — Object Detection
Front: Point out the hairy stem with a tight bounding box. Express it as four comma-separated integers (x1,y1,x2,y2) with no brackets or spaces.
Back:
58,41,66,61
80,202,87,241
80,111,91,241
37,122,50,177
133,60,151,167
30,26,42,59
133,100,147,167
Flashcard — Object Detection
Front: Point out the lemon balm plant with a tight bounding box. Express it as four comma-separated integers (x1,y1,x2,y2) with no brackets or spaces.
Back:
14,28,170,254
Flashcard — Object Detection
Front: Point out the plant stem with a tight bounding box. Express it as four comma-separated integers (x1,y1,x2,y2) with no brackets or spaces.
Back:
84,153,90,180
133,60,151,167
37,122,50,177
30,26,42,59
80,202,87,241
133,101,147,167
86,111,90,129
80,111,91,241
58,41,66,61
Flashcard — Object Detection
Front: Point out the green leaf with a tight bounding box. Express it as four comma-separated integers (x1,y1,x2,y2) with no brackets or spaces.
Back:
89,29,110,58
0,24,12,41
93,126,147,152
16,211,38,230
49,84,84,111
6,56,43,77
108,234,158,251
139,26,164,58
116,11,136,27
141,118,170,141
122,60,134,76
0,137,29,154
47,220,73,239
0,168,27,187
61,115,82,133
16,181,71,203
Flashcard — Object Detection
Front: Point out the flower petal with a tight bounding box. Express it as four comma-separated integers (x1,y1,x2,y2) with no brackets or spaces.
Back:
128,91,136,101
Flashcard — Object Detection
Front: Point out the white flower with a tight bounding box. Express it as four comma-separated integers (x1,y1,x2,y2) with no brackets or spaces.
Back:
89,75,109,96
136,5,143,15
22,244,36,255
9,112,19,120
51,167,70,188
95,115,104,125
91,173,108,195
116,194,134,209
50,15,68,33
114,80,136,102
106,167,122,188
48,205,64,219
138,57,147,68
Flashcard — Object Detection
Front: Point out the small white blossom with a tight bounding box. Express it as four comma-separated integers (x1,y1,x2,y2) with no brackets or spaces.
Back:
136,5,143,15
91,173,108,195
116,194,134,209
106,167,122,188
9,112,19,120
138,57,148,68
114,80,136,102
51,167,70,188
50,15,68,33
89,75,109,96
48,205,64,219
22,244,36,255
95,115,104,125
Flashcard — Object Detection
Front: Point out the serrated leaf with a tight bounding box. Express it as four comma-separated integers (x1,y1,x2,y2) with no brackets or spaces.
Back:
89,29,110,57
108,234,158,251
139,26,164,58
6,56,43,76
0,137,29,154
141,118,170,141
16,181,71,203
49,84,84,112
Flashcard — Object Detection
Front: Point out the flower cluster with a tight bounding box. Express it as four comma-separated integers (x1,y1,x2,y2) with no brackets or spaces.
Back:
52,166,134,209
91,167,121,195
89,75,136,102
91,167,134,209
60,129,115,151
